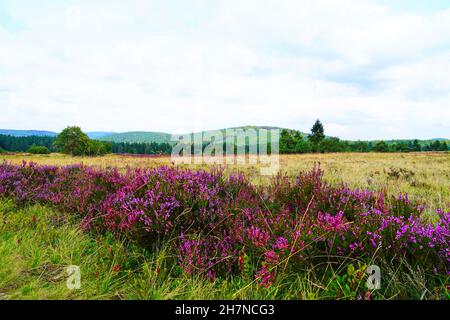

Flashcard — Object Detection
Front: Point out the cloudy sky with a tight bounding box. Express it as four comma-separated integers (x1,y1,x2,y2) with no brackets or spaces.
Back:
1,0,449,139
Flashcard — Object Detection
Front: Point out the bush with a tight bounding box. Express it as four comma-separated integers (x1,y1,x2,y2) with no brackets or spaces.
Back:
28,145,51,154
0,147,6,154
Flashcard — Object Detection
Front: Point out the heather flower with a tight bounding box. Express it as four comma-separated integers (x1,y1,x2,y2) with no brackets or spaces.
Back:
274,237,289,251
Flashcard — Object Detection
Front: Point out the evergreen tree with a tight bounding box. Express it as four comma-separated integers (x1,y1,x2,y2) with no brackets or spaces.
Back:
308,119,325,151
411,139,421,152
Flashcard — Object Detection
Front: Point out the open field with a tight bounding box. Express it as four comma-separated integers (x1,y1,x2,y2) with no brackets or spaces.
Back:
0,152,449,300
2,152,449,212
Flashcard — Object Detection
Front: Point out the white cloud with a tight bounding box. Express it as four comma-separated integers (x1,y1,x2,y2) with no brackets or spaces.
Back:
0,0,449,139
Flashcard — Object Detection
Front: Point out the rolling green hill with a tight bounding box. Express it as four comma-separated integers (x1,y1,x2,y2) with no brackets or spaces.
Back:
0,129,115,140
0,129,57,137
100,126,289,144
100,131,173,144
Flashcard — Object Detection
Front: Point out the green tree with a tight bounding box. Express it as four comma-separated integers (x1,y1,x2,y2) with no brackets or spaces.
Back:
295,137,312,153
390,142,410,152
308,119,325,151
411,139,421,152
87,140,109,156
319,137,347,153
373,141,389,152
28,145,51,154
351,140,370,152
53,126,91,156
280,129,297,154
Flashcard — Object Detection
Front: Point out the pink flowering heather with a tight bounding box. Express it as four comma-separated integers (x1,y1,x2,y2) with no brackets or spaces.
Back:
0,161,448,285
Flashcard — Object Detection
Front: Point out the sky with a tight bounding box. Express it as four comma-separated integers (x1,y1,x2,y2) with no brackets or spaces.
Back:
0,0,449,140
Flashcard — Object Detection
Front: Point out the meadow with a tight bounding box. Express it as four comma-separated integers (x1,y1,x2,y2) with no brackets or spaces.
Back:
0,152,449,300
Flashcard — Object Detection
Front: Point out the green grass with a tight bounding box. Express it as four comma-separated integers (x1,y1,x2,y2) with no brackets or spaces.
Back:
0,199,312,300
0,199,448,300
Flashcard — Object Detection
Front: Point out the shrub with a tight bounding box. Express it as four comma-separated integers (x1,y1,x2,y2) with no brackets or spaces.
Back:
0,147,5,154
28,145,51,154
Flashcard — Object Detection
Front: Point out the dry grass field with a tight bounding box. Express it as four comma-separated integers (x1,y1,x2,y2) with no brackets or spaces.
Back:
1,152,449,212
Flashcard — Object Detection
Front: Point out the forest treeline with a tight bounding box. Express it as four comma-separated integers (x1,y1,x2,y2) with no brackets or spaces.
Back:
279,129,449,153
0,133,172,155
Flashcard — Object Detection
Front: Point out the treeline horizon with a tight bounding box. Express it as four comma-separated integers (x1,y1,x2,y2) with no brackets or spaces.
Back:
0,134,173,155
0,120,448,156
1,133,448,156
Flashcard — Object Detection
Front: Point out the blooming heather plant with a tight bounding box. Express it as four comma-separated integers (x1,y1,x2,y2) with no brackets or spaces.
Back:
0,161,448,286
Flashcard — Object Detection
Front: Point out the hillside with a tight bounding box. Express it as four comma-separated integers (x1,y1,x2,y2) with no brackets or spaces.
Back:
101,126,290,144
0,129,57,137
100,131,173,144
85,132,117,139
0,129,115,140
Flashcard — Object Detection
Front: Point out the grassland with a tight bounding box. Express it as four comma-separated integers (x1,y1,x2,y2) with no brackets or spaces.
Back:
0,152,449,300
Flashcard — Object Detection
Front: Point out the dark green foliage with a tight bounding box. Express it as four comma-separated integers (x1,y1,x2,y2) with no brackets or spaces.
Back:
319,137,349,153
53,127,91,156
373,141,390,152
280,129,298,154
27,146,51,154
423,140,449,152
0,134,56,152
309,119,325,146
54,126,110,156
390,142,411,152
275,120,448,154
350,140,370,152
87,140,111,156
410,139,422,152
110,141,172,155
0,147,5,154
295,138,313,153
277,129,312,154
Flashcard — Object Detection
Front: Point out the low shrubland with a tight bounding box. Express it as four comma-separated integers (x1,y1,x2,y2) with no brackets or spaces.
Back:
0,161,448,299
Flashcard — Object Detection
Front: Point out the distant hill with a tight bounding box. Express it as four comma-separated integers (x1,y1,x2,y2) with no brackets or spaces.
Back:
100,126,291,144
0,129,57,137
0,129,116,140
100,131,173,144
86,132,117,139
